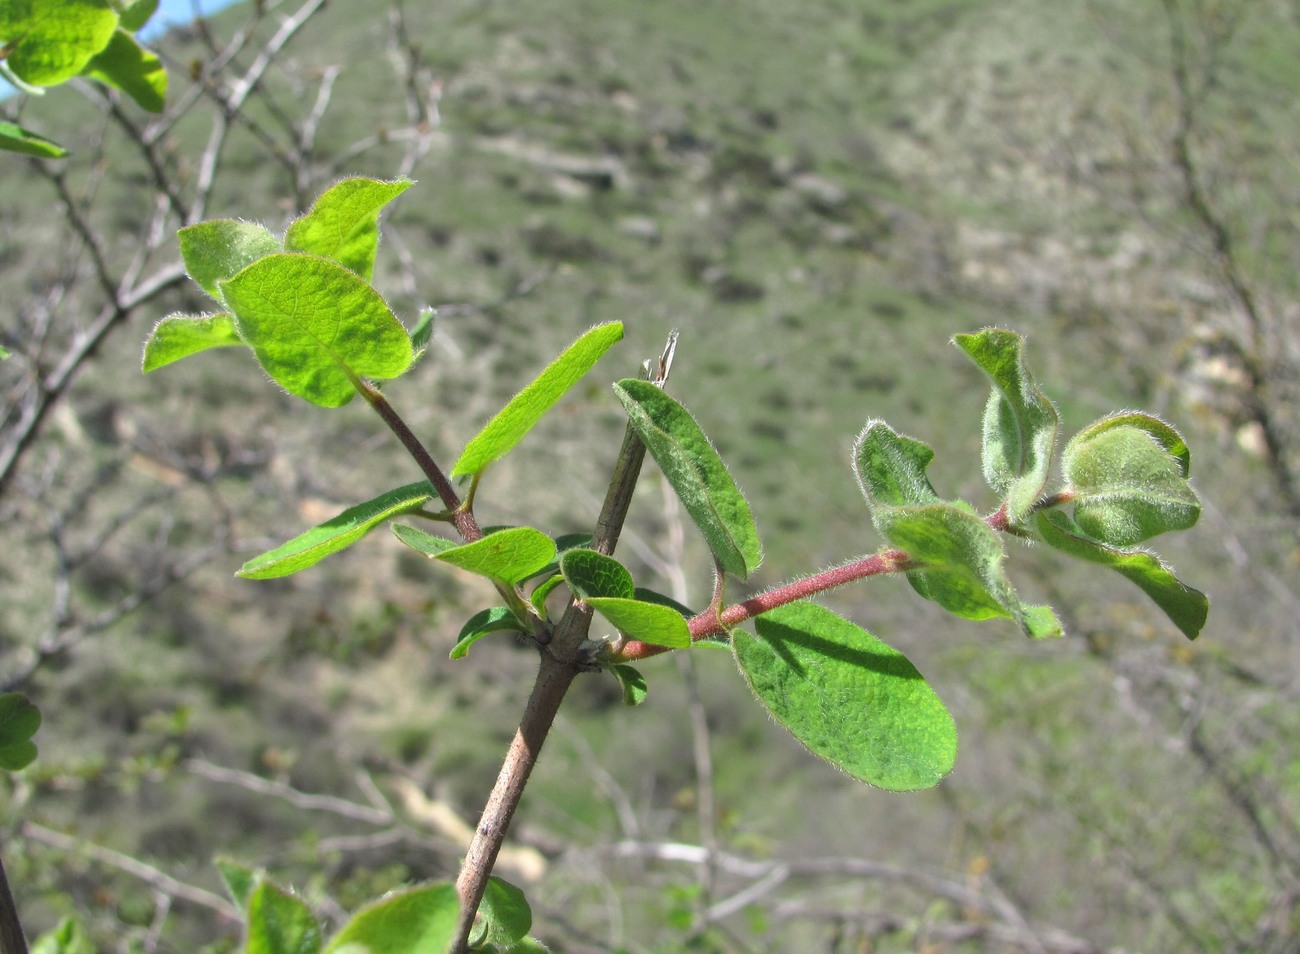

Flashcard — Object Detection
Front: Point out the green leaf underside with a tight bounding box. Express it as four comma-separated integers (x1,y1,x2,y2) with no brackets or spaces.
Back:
322,882,457,953
451,607,524,659
853,420,941,518
81,28,166,112
737,602,956,791
0,120,68,157
179,220,281,301
1036,511,1208,640
409,308,435,355
391,524,457,557
475,877,533,950
118,0,160,33
1064,421,1200,547
221,254,413,407
587,597,690,648
529,574,566,617
143,314,243,371
954,330,1059,521
614,378,762,579
238,482,434,579
424,527,556,584
559,548,634,599
0,692,41,770
215,858,257,909
454,322,624,478
245,882,322,954
2,0,120,87
610,664,648,705
286,177,412,281
1072,412,1191,476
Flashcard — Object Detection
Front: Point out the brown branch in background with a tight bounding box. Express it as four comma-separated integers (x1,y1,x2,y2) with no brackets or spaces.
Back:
0,847,29,954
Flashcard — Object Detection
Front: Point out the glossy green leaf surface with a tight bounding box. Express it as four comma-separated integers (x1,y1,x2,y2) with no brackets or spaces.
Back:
422,527,556,584
0,691,40,770
475,877,533,950
245,881,322,954
1063,416,1200,547
221,254,413,407
559,548,634,599
0,120,68,157
954,329,1058,521
736,602,956,791
586,596,691,648
1036,510,1208,639
142,314,243,371
1,0,119,86
454,322,624,477
614,378,762,579
178,220,281,301
81,28,166,112
451,607,526,659
285,177,412,281
322,882,457,953
238,482,435,579
609,664,648,705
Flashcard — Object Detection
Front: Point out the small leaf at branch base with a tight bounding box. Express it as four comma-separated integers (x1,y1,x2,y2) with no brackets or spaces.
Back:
238,482,435,579
0,120,69,158
178,220,282,302
1035,510,1208,640
142,314,244,371
586,596,690,649
614,378,762,579
736,602,956,791
424,527,557,585
0,691,41,770
475,877,533,950
391,524,458,557
453,322,624,478
451,607,526,659
285,177,413,281
322,882,458,953
559,548,635,600
609,664,648,705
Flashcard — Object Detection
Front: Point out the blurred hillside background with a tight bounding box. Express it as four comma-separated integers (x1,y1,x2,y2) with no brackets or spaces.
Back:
2,0,1298,950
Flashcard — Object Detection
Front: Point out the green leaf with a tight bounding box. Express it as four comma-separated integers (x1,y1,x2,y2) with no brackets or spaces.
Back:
323,882,458,954
586,597,690,648
954,329,1059,521
221,254,414,407
735,602,956,791
1,0,120,87
0,692,40,771
529,574,566,618
238,482,435,579
409,307,435,357
178,220,281,301
1036,510,1208,640
418,527,557,585
215,857,258,909
853,420,942,518
31,917,93,954
453,322,624,478
559,548,634,599
391,524,457,556
1062,415,1200,547
609,664,648,706
451,607,525,659
81,27,166,112
245,881,322,954
474,877,533,950
613,378,763,579
117,0,159,32
0,119,69,157
142,313,244,371
285,177,412,281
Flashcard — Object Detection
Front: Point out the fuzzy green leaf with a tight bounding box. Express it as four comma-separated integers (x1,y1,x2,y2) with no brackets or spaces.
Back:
454,322,624,478
614,378,762,579
322,883,458,953
609,664,648,706
391,524,457,557
220,254,413,407
142,313,244,371
285,177,412,281
0,120,68,157
81,27,166,112
0,692,40,771
178,220,281,302
419,527,557,585
954,329,1059,521
245,881,322,954
451,607,526,659
475,878,533,950
736,602,956,791
586,597,690,649
559,548,634,599
1063,416,1200,547
238,482,434,579
1,0,119,87
1036,510,1208,640
853,420,942,519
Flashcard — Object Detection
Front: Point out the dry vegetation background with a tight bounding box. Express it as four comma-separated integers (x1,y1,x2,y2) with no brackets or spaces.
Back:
2,0,1299,951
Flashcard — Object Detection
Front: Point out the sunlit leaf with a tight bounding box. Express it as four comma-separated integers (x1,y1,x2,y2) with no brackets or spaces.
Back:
586,596,690,649
117,0,160,32
285,177,412,281
416,527,556,585
178,220,281,301
735,602,956,791
609,664,648,706
559,548,634,599
1,0,119,87
81,28,166,112
142,314,243,371
614,378,762,579
245,881,322,954
475,877,533,950
322,882,457,953
0,120,68,157
454,322,624,478
853,419,941,519
238,482,435,579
